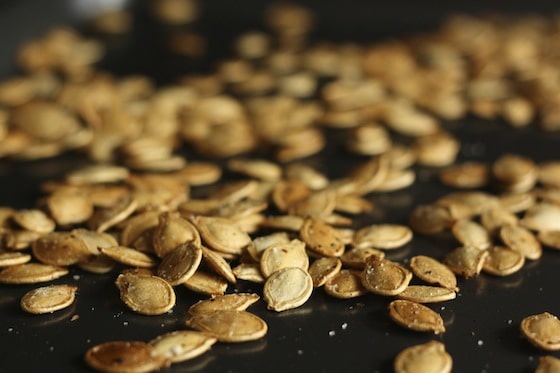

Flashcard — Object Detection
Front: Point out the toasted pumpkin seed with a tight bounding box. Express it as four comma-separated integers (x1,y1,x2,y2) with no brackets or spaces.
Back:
397,285,456,303
188,293,260,315
308,257,342,287
353,224,412,250
394,341,452,373
46,190,93,225
85,341,166,373
439,162,489,189
537,230,560,250
115,272,176,315
20,284,77,314
409,255,458,291
499,224,542,260
482,245,525,276
12,209,55,233
153,212,201,258
88,195,137,233
149,330,217,364
191,216,251,255
186,310,268,343
324,269,368,299
66,164,129,185
200,245,236,284
520,312,560,351
443,246,489,278
480,205,519,235
299,217,344,257
263,266,313,312
0,251,31,267
157,242,202,286
183,270,228,296
32,232,92,266
451,219,492,250
260,239,309,278
388,299,445,334
520,203,560,232
408,204,453,235
361,256,412,296
340,247,385,269
0,263,68,284
99,246,156,268
535,355,560,373
492,153,538,193
232,263,265,283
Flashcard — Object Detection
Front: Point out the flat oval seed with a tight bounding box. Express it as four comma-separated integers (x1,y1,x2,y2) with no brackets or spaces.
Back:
397,285,456,303
153,212,201,258
186,310,268,343
188,293,260,315
536,356,560,373
394,341,452,373
480,205,519,235
482,246,525,276
157,242,202,286
99,246,156,268
410,255,458,291
149,331,217,364
340,247,385,269
0,263,68,284
12,209,55,233
88,195,137,233
183,271,228,296
409,204,453,235
521,312,560,351
308,257,342,287
451,219,492,250
66,164,130,185
20,284,77,314
260,239,309,278
201,246,236,284
439,162,489,189
232,263,265,283
443,246,489,278
492,153,538,192
192,216,251,255
361,256,412,296
299,217,345,257
537,230,560,250
353,224,413,250
263,267,313,312
32,232,92,266
0,251,31,267
115,273,176,315
85,341,166,373
389,299,446,334
499,224,543,260
520,203,560,232
324,269,368,299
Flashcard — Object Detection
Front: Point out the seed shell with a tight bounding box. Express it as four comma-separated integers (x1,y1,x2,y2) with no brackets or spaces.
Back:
99,246,156,268
388,299,446,334
299,217,345,257
192,216,251,255
259,239,309,278
482,246,525,276
115,272,176,315
536,355,560,373
149,330,217,364
32,232,92,266
394,341,452,373
186,310,268,343
520,312,560,351
0,251,32,267
537,230,560,250
308,257,342,287
157,242,202,286
324,269,368,299
353,224,413,250
499,224,542,260
339,247,385,269
443,246,489,278
183,270,228,296
409,255,458,291
263,266,313,312
20,284,77,314
361,256,412,296
188,293,260,315
200,245,236,284
85,340,166,373
0,263,68,284
451,219,492,250
396,285,456,303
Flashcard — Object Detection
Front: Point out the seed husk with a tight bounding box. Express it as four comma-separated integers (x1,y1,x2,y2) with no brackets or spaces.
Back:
20,284,77,314
451,219,492,250
480,205,519,235
353,224,413,250
537,230,560,250
439,162,489,189
200,245,236,284
88,195,137,233
498,192,535,214
0,262,68,284
388,299,446,334
149,330,217,364
85,340,166,373
191,216,251,255
409,255,458,291
535,355,560,373
115,272,176,315
66,164,130,185
299,217,345,257
394,341,452,373
32,232,92,266
183,270,228,296
247,232,291,261
408,204,454,235
46,191,94,226
0,251,32,267
520,312,560,351
99,246,156,268
499,224,543,260
340,247,385,269
482,245,525,276
188,293,260,315
361,256,412,296
186,310,268,343
153,212,201,258
263,266,313,312
324,269,368,299
374,168,416,192
492,153,538,193
260,238,309,278
12,209,55,233
156,242,202,285
308,256,342,287
538,162,560,188
396,285,456,303
520,203,560,233
443,246,489,278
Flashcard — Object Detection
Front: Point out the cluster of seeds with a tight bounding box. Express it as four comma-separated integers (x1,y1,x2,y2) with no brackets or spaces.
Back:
2,1,560,371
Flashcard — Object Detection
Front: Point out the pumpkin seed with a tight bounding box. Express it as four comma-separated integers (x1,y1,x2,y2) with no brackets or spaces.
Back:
153,212,201,258
299,217,344,257
232,263,265,283
439,162,489,189
85,341,166,373
443,246,489,278
520,312,560,351
520,203,560,232
451,219,492,250
263,266,313,312
260,239,309,278
499,224,542,260
0,251,31,267
361,256,412,296
191,216,251,255
409,255,458,291
324,269,368,299
99,246,157,268
20,284,77,314
0,263,68,284
394,341,452,373
535,355,560,373
32,232,92,266
186,310,268,343
353,224,412,250
149,330,217,364
388,299,446,334
396,285,456,303
88,195,137,233
115,272,176,315
537,230,560,250
157,242,202,285
492,153,538,193
12,209,55,233
308,257,342,287
480,205,519,235
200,245,236,284
188,293,260,315
340,247,385,269
183,270,228,296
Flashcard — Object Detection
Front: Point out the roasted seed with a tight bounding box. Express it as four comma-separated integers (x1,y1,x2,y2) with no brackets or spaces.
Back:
20,284,77,314
394,341,452,373
186,310,267,343
361,256,412,296
85,341,166,373
520,312,560,351
263,266,313,312
388,299,445,334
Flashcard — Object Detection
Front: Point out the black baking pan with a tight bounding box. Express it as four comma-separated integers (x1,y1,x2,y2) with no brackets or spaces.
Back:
1,1,560,372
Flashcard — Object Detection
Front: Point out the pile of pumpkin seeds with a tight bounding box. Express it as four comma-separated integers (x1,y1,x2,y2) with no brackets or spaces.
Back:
2,1,560,371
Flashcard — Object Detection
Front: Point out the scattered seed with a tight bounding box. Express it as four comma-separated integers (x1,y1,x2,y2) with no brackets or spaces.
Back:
157,242,202,286
149,330,217,364
443,246,489,278
396,285,456,303
188,293,260,315
115,272,176,315
520,312,560,351
85,340,166,373
20,284,77,314
409,256,458,291
394,341,452,373
186,310,268,343
361,256,412,296
482,246,525,276
353,224,413,250
308,257,342,288
324,269,368,299
499,224,543,260
263,267,313,312
388,300,446,334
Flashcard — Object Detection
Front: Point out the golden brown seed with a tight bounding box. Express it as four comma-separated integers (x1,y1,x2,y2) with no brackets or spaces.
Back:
480,205,519,235
520,203,560,233
394,341,452,373
85,341,166,373
119,211,160,247
284,163,329,190
324,269,368,299
437,191,498,219
535,355,560,373
71,228,119,255
260,239,309,278
227,158,282,181
299,217,344,257
4,229,42,250
247,232,291,261
289,189,336,218
263,267,313,312
149,330,217,364
308,257,342,287
439,162,489,189
232,263,265,283
154,212,201,258
20,284,77,314
361,256,412,296
99,246,156,268
66,164,130,185
157,242,202,286
334,194,373,215
0,251,31,267
413,132,460,167
443,246,489,278
0,263,68,284
188,293,260,315
177,162,222,186
12,209,55,233
499,224,542,260
115,272,176,315
538,162,560,188
388,300,446,334
482,246,525,276
32,232,92,266
46,191,94,226
492,153,538,193
200,245,236,284
409,204,453,235
260,215,304,231
374,168,416,192
451,219,492,250
410,255,458,291
88,195,137,233
396,285,456,303
191,216,251,255
353,224,413,250
340,247,385,269
186,310,268,343
520,312,560,351
537,230,560,250
498,192,536,214
78,254,116,274
183,271,228,296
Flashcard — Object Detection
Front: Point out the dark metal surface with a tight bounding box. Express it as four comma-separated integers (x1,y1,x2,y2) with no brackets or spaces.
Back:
1,1,560,372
